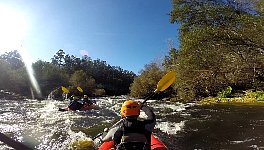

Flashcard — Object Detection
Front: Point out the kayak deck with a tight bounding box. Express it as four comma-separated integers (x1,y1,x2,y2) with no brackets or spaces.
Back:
99,134,167,150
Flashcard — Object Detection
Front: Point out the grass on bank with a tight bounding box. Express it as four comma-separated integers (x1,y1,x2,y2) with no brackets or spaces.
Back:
200,89,264,105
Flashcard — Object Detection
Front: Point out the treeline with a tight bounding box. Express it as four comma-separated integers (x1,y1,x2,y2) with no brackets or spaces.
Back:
130,0,264,101
1,0,264,102
0,49,136,99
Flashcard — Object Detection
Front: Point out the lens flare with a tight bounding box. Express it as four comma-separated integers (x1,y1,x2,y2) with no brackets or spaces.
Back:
18,46,42,97
0,4,41,97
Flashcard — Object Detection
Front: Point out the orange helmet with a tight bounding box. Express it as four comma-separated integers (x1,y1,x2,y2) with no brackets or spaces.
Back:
120,100,140,117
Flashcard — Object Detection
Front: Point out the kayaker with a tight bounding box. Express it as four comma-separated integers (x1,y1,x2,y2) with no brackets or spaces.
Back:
102,100,156,150
68,96,84,111
82,95,94,106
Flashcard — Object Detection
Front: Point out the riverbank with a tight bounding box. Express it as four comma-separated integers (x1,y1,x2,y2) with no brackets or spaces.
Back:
199,90,264,105
0,90,26,100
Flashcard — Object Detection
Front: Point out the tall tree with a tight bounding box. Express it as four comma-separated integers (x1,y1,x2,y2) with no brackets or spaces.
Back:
170,0,264,101
0,50,24,69
69,70,96,96
130,63,165,98
51,49,65,68
33,60,69,97
0,60,12,90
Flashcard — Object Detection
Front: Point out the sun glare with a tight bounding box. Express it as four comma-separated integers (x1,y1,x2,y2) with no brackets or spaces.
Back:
0,4,27,52
0,4,41,97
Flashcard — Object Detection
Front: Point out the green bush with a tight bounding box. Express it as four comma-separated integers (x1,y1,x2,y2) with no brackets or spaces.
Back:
256,91,264,101
217,86,232,98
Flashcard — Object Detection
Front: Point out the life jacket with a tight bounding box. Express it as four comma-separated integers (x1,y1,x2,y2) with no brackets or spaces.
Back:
116,120,151,150
68,100,83,110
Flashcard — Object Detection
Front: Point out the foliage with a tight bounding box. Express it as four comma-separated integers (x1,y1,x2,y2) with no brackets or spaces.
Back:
0,50,24,69
0,49,136,99
94,89,106,96
200,90,264,104
238,90,264,101
51,49,65,68
217,86,232,98
255,91,264,101
0,52,31,96
32,60,69,97
69,70,96,96
0,60,12,90
168,0,264,101
129,63,165,98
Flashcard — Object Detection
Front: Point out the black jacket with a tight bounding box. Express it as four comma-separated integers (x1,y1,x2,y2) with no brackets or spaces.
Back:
113,105,156,147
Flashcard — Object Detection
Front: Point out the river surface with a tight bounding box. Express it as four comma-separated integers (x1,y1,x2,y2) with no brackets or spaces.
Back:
0,97,264,150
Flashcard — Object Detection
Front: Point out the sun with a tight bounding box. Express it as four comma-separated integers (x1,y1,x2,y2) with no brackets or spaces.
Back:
0,4,41,96
0,4,28,53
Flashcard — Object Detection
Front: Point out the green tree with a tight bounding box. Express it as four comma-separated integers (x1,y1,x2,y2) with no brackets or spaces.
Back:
0,60,12,90
170,0,264,101
69,70,96,96
51,49,65,68
130,63,165,98
33,60,69,97
10,67,31,96
0,50,24,69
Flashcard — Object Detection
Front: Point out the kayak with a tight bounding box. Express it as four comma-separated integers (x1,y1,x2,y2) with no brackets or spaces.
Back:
58,104,98,111
98,134,167,150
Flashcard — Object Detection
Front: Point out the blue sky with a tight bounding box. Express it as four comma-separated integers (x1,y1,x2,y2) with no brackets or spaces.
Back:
0,0,179,74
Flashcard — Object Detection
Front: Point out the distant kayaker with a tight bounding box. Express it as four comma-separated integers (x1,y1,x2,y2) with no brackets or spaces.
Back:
68,96,83,111
102,100,156,150
82,95,94,106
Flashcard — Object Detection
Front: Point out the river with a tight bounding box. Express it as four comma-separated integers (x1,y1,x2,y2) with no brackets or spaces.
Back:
0,97,264,150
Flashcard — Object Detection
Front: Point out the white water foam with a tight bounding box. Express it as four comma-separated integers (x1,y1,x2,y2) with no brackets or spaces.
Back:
155,121,185,135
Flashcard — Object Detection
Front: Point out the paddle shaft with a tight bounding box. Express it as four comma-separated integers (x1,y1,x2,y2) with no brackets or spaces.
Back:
0,132,32,150
92,119,124,140
141,92,156,105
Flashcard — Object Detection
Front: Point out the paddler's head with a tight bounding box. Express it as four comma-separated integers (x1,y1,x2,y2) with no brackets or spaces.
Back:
84,95,88,98
120,100,140,118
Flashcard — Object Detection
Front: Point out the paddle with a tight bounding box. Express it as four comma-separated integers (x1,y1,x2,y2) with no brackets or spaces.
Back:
142,70,176,105
61,86,70,93
77,86,83,93
0,132,32,150
92,71,176,141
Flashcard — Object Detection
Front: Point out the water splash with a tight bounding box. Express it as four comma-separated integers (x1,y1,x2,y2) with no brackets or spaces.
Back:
155,121,185,135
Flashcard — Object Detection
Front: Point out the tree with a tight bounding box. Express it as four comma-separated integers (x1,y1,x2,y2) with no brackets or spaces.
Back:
10,67,31,96
32,60,69,97
69,70,96,96
51,49,65,68
0,60,12,90
170,0,264,101
0,50,24,69
130,63,165,98
0,49,136,98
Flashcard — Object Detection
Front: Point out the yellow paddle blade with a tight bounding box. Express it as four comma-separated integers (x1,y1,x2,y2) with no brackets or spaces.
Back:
61,86,69,93
154,71,176,93
77,86,83,93
71,139,94,150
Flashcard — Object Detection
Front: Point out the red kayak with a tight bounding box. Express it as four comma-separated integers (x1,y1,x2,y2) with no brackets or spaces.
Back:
98,134,167,150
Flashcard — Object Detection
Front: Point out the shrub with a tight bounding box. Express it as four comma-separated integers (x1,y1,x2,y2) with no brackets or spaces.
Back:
217,86,232,98
256,91,264,101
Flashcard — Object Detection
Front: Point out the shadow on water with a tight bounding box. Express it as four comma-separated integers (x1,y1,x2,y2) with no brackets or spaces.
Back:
161,104,264,150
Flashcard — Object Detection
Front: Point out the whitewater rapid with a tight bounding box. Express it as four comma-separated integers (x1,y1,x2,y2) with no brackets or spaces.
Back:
0,97,194,149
